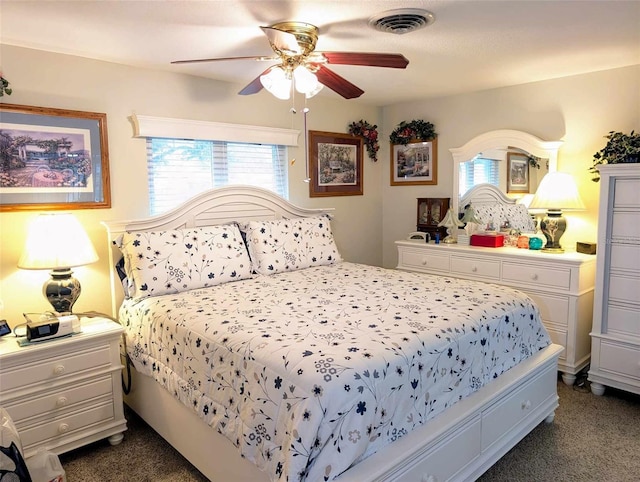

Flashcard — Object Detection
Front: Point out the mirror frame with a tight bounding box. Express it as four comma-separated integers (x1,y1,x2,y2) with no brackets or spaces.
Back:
449,130,563,214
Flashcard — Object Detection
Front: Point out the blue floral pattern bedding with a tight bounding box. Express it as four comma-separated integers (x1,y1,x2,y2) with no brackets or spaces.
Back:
119,262,550,481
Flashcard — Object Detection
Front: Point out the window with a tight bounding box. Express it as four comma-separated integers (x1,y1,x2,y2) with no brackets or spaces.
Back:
459,157,500,197
147,138,288,215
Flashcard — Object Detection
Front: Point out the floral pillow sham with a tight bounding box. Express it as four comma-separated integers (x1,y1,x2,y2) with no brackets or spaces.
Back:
241,214,342,275
117,223,252,299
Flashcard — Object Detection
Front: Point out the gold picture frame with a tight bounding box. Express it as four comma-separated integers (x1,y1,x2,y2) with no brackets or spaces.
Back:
390,138,438,186
0,103,111,211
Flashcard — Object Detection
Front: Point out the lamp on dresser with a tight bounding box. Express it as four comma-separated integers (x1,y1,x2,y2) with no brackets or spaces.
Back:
18,213,99,314
529,171,585,253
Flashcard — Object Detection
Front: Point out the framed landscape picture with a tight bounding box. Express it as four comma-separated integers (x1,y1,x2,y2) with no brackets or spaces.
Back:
0,103,111,211
308,130,363,197
390,138,437,186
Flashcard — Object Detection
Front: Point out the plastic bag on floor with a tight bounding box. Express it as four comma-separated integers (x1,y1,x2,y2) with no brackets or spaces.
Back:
24,450,65,482
0,406,32,481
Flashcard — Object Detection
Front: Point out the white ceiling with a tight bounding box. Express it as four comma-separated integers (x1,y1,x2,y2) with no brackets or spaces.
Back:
2,0,639,106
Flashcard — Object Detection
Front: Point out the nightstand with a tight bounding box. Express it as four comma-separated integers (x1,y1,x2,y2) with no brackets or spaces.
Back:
0,315,127,457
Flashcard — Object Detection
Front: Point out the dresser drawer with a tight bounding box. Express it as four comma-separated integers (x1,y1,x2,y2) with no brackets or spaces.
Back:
606,305,640,337
522,291,570,326
3,376,113,423
610,244,640,271
481,367,555,450
609,274,640,306
1,345,111,392
614,178,640,208
502,263,571,290
544,328,568,362
451,256,500,280
611,212,640,241
19,401,115,450
598,341,640,380
399,249,450,273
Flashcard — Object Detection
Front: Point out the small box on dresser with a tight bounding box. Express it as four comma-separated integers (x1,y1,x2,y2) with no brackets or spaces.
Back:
588,164,640,396
0,316,127,457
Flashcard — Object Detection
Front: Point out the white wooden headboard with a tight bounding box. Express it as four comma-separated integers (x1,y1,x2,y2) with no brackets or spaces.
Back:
101,185,333,317
459,183,517,210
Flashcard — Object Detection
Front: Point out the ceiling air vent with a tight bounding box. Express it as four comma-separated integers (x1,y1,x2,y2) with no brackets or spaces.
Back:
368,9,435,35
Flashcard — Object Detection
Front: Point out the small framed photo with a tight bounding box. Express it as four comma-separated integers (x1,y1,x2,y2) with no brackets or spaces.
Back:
0,103,111,211
506,152,530,193
308,130,363,197
390,138,437,186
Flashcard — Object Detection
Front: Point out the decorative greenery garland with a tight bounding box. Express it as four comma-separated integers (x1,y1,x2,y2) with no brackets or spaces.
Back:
389,120,436,145
347,120,380,162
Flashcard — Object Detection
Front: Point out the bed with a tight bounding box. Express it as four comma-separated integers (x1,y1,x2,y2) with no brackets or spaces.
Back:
103,185,563,482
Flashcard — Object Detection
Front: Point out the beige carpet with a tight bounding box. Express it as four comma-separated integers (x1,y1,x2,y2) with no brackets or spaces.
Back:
59,375,640,481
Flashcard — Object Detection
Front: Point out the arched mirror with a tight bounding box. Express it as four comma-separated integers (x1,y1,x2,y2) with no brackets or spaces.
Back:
449,130,563,214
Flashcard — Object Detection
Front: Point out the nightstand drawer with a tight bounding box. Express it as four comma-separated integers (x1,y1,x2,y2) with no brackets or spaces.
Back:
1,345,111,392
399,249,450,273
19,401,115,449
502,263,571,290
451,256,500,280
4,376,113,423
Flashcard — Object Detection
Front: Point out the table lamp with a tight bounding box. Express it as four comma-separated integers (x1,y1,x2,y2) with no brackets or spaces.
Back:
18,213,99,313
529,172,585,253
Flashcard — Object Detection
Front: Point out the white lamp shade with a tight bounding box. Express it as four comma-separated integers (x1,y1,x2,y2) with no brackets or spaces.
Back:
18,213,99,270
260,66,291,100
529,172,586,211
293,65,319,94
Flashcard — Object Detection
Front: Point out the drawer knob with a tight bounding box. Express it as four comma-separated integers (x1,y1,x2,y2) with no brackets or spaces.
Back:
53,364,66,376
530,273,539,281
421,260,427,266
421,475,438,482
58,423,70,434
471,266,478,272
56,396,68,408
521,400,532,410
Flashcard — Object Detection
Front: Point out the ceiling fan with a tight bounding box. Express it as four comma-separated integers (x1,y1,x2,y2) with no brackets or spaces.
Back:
171,21,409,100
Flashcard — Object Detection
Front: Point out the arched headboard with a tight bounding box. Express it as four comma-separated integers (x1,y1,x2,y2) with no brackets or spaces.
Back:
102,185,333,317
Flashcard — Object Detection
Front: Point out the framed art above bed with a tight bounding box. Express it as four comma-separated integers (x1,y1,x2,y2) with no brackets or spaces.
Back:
103,185,563,482
308,130,363,197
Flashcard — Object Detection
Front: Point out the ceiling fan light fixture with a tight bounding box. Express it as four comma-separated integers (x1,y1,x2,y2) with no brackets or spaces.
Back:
368,8,435,35
293,65,319,94
260,66,291,100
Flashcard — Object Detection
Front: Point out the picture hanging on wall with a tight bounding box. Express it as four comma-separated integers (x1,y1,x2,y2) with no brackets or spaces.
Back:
0,103,111,211
390,138,438,186
308,130,363,197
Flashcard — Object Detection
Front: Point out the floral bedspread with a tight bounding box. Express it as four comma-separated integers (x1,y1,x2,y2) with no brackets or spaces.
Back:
119,262,550,481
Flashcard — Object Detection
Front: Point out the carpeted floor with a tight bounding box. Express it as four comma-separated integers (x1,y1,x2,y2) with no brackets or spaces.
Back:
59,374,640,481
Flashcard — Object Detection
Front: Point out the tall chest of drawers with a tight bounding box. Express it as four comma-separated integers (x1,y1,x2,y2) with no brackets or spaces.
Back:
588,164,640,396
0,316,127,456
396,240,596,385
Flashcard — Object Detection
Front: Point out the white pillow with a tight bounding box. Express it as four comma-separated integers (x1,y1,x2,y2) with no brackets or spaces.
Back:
118,224,252,299
242,215,342,275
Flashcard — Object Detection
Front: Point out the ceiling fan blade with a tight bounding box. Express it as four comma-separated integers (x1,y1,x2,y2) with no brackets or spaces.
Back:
238,67,273,95
314,65,364,99
260,26,301,55
171,56,276,65
320,52,409,69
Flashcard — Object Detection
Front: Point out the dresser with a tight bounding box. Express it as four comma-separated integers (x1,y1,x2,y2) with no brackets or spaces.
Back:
396,240,597,385
588,164,640,396
0,316,127,457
